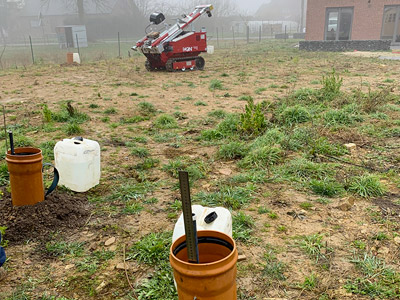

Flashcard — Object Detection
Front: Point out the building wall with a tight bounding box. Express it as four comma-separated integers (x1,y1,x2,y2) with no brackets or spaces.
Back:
306,0,400,40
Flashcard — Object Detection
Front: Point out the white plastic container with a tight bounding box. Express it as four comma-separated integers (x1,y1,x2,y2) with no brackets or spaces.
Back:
207,45,214,54
73,53,81,64
172,205,232,243
54,137,100,192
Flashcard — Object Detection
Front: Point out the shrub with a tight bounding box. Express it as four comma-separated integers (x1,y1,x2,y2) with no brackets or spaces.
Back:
239,98,268,136
320,69,343,101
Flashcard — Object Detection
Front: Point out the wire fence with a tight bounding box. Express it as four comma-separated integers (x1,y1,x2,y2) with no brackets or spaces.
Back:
0,26,304,69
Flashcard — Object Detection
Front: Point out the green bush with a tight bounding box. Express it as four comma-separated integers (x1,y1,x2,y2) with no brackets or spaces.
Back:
320,69,343,101
239,98,268,136
311,137,348,156
291,88,317,102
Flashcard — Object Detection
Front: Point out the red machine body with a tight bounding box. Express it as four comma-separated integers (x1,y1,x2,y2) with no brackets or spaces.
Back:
132,5,213,72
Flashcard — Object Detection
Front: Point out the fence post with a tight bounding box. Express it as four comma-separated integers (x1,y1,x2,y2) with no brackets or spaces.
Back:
284,25,287,42
221,26,224,47
216,27,219,48
29,35,35,64
75,33,81,61
118,32,121,58
232,28,235,47
259,26,262,42
246,25,249,44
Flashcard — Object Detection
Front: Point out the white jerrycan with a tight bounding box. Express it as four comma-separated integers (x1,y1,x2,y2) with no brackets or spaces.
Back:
54,137,100,192
172,205,232,243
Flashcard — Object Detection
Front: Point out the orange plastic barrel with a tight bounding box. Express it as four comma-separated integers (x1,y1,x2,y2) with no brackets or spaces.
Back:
66,52,73,64
6,147,44,206
170,230,238,300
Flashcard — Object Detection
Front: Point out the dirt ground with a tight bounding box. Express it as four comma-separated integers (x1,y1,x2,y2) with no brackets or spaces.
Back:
0,41,399,300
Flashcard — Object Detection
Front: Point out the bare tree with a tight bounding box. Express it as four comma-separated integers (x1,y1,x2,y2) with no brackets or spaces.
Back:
41,0,109,25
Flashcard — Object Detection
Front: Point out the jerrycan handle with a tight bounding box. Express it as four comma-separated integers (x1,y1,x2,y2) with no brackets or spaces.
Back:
42,163,60,199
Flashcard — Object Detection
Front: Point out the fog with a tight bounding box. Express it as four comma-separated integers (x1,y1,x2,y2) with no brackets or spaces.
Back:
0,0,305,44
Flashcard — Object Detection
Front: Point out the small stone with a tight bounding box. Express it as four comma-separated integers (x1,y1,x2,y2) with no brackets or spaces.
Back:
336,197,355,211
24,259,32,265
344,143,357,151
65,264,75,270
219,168,232,176
95,281,107,292
238,255,247,262
394,237,400,244
109,245,117,251
116,263,129,270
378,247,389,255
105,236,116,246
89,242,98,251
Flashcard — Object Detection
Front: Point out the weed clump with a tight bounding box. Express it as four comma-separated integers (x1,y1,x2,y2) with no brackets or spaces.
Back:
347,174,386,198
154,114,178,129
309,178,344,197
232,212,255,243
319,69,343,101
194,185,255,209
279,105,312,126
200,114,240,140
209,79,223,91
240,146,282,168
129,232,171,265
217,141,249,159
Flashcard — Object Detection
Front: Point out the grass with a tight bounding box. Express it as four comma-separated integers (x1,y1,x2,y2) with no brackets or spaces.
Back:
279,105,312,126
345,253,400,299
239,146,282,168
347,174,386,198
209,79,223,91
128,232,171,265
217,141,249,159
309,178,345,197
194,185,255,209
232,212,255,243
154,114,178,129
296,234,333,269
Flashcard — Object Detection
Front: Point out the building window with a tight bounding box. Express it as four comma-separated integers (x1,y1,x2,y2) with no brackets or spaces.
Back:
325,7,354,41
381,6,400,42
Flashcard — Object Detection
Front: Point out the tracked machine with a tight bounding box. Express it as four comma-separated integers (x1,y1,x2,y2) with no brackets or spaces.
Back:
132,4,213,72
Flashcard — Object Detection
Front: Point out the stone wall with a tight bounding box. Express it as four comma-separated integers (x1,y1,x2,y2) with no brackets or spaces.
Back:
299,40,392,52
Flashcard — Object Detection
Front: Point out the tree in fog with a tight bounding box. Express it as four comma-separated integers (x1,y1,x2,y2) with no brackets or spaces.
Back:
176,0,237,17
41,0,110,24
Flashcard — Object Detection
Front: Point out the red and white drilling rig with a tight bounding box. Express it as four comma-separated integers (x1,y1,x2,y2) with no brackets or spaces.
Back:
132,4,213,72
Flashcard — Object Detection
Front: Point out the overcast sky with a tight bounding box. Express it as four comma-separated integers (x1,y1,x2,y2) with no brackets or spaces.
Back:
235,0,269,14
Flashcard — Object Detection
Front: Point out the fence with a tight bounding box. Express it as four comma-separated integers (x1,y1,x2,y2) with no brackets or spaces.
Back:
0,27,304,69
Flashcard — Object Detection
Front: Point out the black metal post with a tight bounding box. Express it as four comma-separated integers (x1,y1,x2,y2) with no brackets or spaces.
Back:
29,35,35,64
75,33,80,61
118,32,121,58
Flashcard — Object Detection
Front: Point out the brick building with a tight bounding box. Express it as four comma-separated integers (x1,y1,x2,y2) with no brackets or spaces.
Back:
305,0,400,44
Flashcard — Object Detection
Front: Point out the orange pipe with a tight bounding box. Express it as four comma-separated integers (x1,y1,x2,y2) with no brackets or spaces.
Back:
66,52,73,64
6,147,44,207
170,230,238,300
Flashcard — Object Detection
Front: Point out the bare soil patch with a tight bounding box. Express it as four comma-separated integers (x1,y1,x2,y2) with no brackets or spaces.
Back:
0,189,91,243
